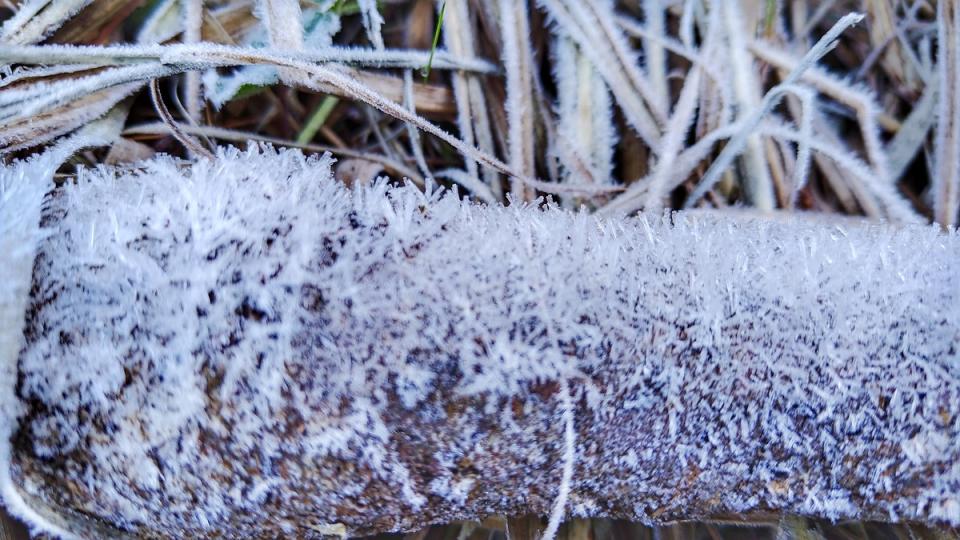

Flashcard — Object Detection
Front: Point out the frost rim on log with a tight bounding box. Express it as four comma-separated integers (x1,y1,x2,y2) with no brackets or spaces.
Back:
0,146,958,539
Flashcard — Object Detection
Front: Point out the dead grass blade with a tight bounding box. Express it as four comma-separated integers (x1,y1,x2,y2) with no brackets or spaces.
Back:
441,0,501,196
402,68,431,179
498,0,537,200
553,36,605,190
537,0,662,151
759,121,921,222
0,42,499,73
149,78,213,158
48,0,142,45
720,0,774,210
0,81,141,152
886,73,938,183
0,0,92,44
358,0,385,50
641,0,668,114
933,0,960,228
182,0,203,122
864,0,918,92
0,64,179,123
441,0,478,182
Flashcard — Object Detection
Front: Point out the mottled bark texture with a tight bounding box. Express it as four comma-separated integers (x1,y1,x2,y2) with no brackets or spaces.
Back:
2,148,958,539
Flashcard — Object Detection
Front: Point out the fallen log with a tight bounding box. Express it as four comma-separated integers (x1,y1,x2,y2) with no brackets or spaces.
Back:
1,147,958,539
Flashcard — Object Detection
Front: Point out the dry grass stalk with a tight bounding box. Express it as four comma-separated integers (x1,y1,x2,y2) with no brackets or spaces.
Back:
255,0,303,87
497,0,537,200
885,75,938,184
537,0,662,151
359,0,385,50
685,13,866,208
0,0,91,44
0,81,141,152
182,0,203,122
864,0,917,92
720,0,775,210
552,35,616,195
641,0,668,114
49,0,142,44
934,0,960,228
402,68,431,179
440,0,500,195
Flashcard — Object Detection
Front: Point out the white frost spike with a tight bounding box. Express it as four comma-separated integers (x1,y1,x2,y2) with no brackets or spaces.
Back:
358,0,386,50
2,146,959,537
0,151,78,540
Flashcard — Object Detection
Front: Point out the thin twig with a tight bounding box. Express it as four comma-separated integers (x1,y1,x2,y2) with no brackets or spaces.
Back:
149,78,214,159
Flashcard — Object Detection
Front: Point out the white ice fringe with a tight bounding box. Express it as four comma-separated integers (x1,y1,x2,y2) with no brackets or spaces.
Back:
0,151,79,539
1,146,959,538
0,0,92,45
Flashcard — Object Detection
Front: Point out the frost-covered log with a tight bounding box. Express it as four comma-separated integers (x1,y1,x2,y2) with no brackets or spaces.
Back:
0,147,958,539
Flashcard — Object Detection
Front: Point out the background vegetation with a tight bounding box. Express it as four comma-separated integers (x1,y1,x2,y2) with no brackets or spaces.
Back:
1,0,957,225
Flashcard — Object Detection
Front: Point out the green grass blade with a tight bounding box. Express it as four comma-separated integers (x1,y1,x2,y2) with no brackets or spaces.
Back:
297,95,340,144
421,1,447,81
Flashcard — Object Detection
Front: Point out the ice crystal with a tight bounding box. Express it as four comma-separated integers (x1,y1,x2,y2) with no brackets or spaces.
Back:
2,146,959,538
0,151,79,539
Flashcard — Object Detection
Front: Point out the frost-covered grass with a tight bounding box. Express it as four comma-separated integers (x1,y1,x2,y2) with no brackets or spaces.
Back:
0,1,955,223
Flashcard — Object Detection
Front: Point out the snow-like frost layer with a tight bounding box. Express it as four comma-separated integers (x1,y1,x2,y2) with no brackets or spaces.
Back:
0,152,80,540
4,146,960,538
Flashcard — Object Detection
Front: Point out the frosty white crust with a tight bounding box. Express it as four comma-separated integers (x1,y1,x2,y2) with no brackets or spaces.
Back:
4,147,959,538
1,153,82,540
